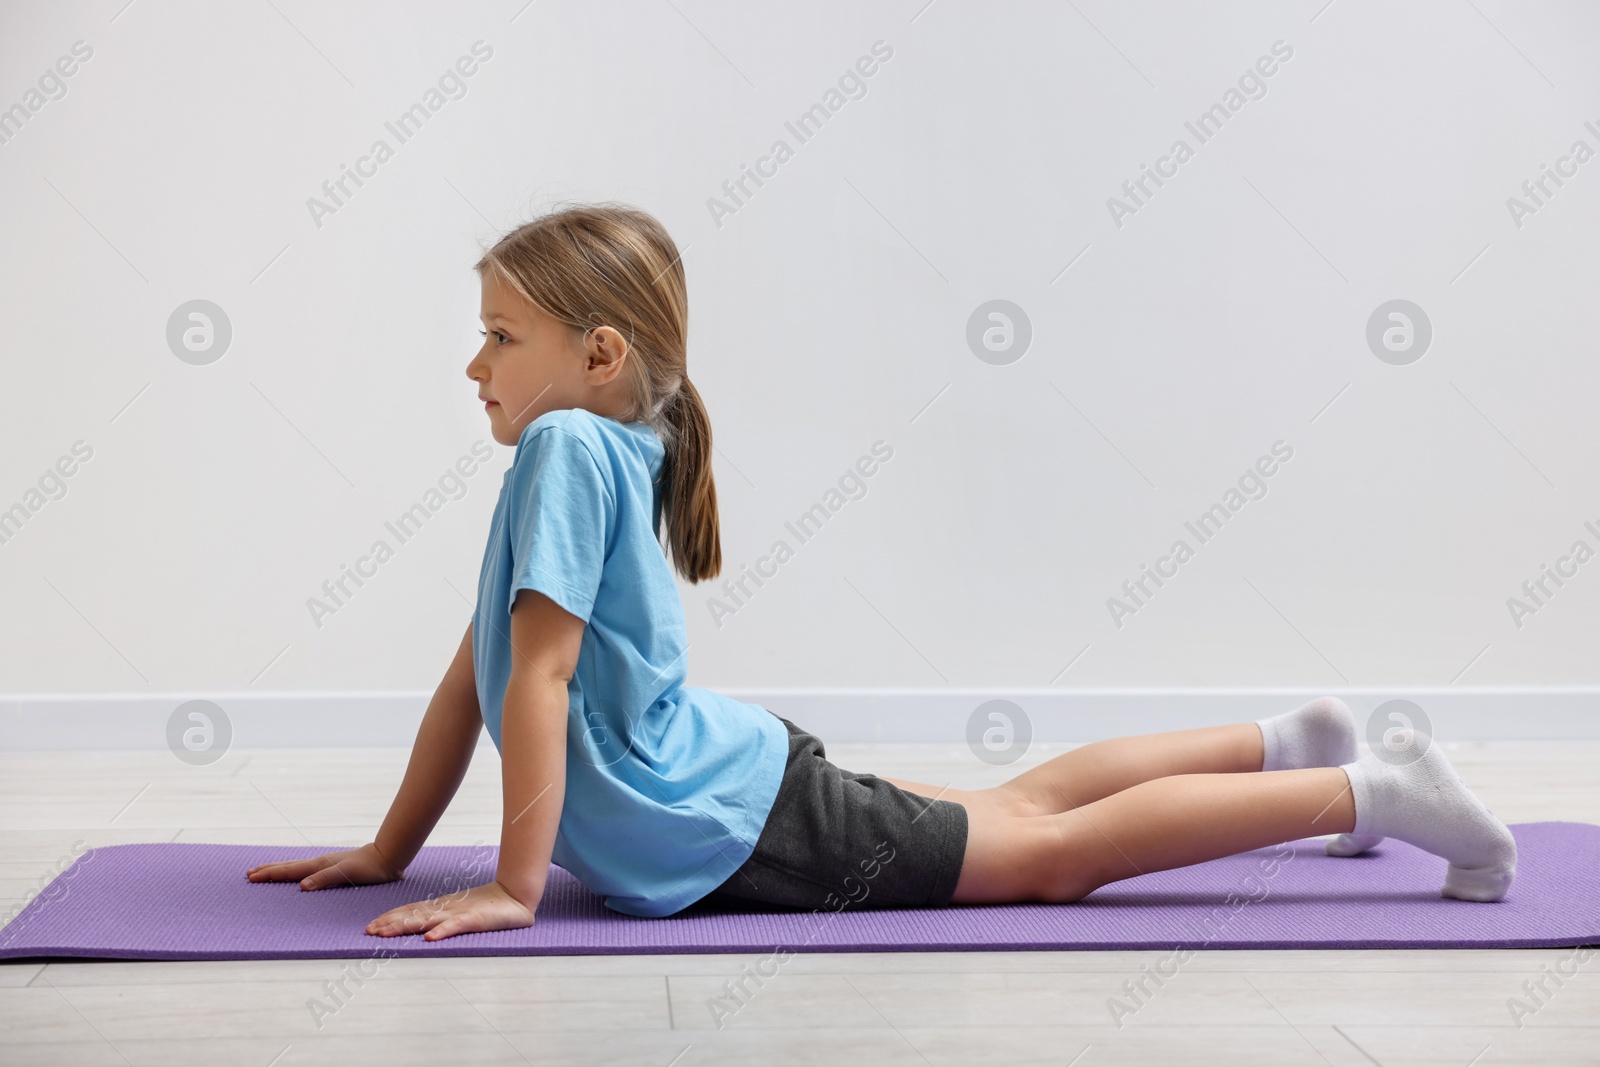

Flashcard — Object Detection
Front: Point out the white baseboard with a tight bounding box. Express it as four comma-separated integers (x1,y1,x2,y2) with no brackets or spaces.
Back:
2,688,1597,750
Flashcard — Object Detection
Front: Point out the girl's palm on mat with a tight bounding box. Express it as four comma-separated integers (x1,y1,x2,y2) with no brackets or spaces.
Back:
245,842,402,890
365,880,535,941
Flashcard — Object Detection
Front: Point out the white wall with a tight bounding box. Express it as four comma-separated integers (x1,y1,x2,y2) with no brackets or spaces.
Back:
2,1,1597,715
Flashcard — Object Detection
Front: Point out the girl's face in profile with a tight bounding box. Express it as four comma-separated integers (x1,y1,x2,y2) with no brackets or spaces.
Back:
466,269,589,446
469,268,638,446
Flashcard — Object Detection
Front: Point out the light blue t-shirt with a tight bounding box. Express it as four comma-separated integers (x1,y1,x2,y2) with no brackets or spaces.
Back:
472,407,788,917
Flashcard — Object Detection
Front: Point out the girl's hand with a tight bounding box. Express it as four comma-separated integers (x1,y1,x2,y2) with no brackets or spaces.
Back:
246,842,403,891
365,880,535,941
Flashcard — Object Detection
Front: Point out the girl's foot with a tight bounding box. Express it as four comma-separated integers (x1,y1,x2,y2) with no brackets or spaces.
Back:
1339,728,1517,902
1254,696,1385,856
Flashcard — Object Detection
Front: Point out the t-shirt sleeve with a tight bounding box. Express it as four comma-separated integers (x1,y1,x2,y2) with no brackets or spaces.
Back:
505,427,615,621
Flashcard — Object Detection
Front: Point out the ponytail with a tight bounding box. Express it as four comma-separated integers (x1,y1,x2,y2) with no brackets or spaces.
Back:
660,376,721,582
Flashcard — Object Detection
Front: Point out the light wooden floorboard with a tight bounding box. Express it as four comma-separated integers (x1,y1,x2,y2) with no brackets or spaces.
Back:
1,740,1596,1066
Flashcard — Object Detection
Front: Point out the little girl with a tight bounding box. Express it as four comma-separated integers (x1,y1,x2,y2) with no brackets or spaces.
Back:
247,204,1518,939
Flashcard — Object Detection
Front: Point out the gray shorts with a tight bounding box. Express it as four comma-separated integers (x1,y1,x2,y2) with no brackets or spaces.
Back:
702,713,968,911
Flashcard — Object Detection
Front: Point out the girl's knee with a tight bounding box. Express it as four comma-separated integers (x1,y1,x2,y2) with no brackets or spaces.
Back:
956,813,1100,904
1033,868,1098,904
1026,819,1110,903
1024,845,1100,903
990,780,1053,819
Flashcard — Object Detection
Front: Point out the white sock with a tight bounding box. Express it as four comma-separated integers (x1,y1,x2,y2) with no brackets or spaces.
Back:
1338,729,1517,902
1256,696,1359,771
1253,697,1386,857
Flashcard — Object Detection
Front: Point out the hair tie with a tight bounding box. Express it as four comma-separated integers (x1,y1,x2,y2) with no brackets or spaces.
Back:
650,381,682,420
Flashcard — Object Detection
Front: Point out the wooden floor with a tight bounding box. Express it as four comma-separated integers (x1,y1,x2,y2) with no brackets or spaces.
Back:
2,738,1597,1066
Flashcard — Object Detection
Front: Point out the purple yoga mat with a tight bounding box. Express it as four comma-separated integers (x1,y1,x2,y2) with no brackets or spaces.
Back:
1,823,1594,960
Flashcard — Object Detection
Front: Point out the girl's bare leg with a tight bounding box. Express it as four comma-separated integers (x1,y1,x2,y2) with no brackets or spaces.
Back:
881,722,1265,817
950,766,1355,904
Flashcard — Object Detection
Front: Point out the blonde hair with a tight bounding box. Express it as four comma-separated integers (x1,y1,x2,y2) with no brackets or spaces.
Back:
474,202,720,582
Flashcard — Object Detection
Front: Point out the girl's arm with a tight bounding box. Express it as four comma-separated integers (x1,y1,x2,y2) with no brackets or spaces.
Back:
362,590,580,939
493,587,583,908
372,623,484,872
246,623,482,889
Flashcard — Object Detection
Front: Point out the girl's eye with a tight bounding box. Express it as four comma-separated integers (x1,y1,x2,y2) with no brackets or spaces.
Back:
478,329,509,345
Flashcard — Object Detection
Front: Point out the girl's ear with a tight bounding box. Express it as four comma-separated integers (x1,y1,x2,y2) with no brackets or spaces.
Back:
583,325,630,384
